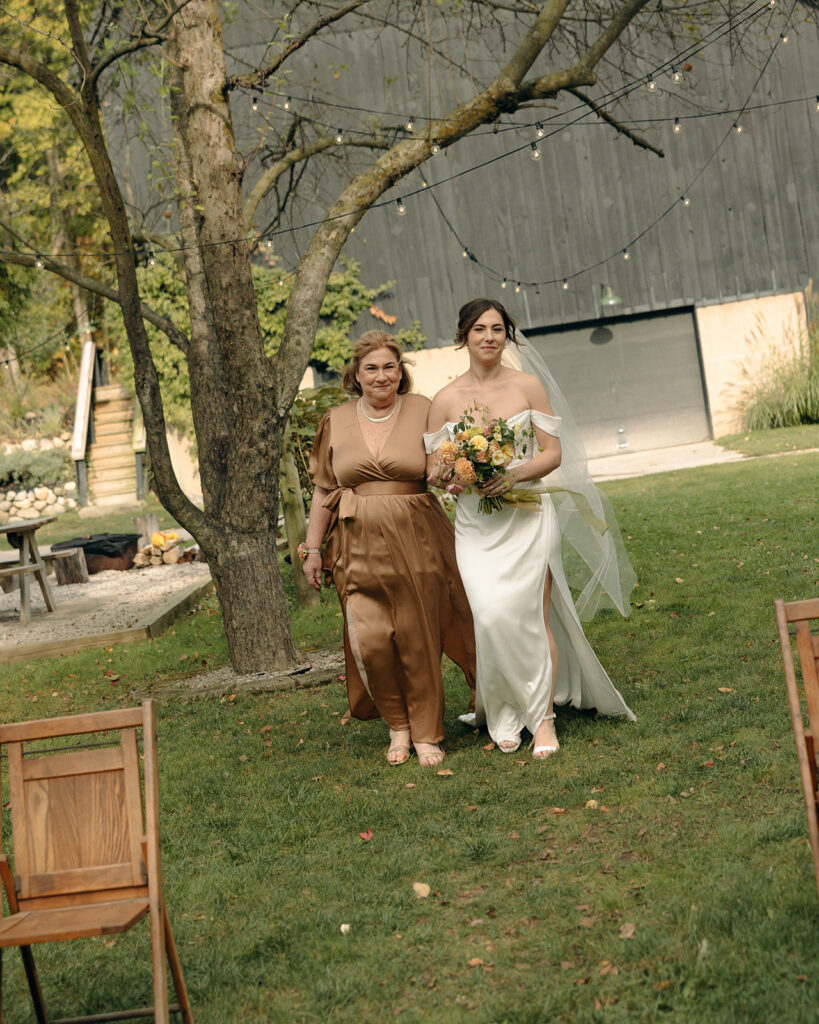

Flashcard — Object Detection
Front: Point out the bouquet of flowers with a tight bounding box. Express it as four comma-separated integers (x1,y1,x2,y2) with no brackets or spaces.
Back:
437,403,537,514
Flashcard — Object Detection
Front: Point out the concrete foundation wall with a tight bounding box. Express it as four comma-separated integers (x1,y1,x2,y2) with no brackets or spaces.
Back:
695,291,808,437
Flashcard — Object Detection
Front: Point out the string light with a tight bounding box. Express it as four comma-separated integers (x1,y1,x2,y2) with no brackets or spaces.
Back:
462,247,469,258
514,283,521,293
396,198,407,216
147,251,157,267
421,179,428,188
501,278,508,289
734,122,744,133
647,77,657,92
34,254,45,269
431,140,440,154
672,66,682,83
530,142,541,160
335,128,344,143
283,96,292,111
562,279,569,290
673,117,681,133
622,249,631,261
779,32,789,44
265,238,274,249
816,96,819,112
536,123,545,138
681,195,691,206
405,115,416,132
252,95,258,112
767,0,776,7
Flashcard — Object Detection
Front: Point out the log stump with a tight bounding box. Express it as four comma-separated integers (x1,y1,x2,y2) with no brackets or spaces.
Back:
52,548,90,586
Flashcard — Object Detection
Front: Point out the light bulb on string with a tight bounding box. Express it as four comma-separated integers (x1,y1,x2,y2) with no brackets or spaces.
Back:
815,96,819,112
673,117,681,134
405,115,416,132
501,278,508,289
514,282,521,293
34,254,45,269
252,95,258,112
283,96,292,111
431,140,440,154
396,198,407,216
536,123,545,138
767,0,776,6
421,179,428,188
681,195,691,207
265,238,274,250
562,279,569,291
148,251,157,267
530,142,541,160
779,32,789,44
672,66,682,83
647,76,657,92
622,249,631,261
335,128,344,144
462,247,469,259
734,122,744,134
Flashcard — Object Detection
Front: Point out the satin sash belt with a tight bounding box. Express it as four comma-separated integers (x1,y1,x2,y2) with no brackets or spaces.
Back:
353,481,426,496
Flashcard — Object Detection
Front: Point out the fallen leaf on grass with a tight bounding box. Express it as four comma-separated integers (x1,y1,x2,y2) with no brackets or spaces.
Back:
585,799,599,810
560,961,574,971
796,974,809,982
536,824,549,834
699,760,715,768
468,957,485,968
573,976,589,986
656,762,667,772
619,921,637,939
549,807,566,815
675,577,684,583
238,754,248,762
437,769,453,777
405,782,416,789
469,918,485,927
260,724,272,734
717,687,734,693
359,828,374,841
578,917,598,928
413,882,431,898
598,960,619,977
482,742,496,751
654,979,671,990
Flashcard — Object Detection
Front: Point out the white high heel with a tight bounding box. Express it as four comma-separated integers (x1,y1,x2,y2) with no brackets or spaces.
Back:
497,735,521,753
532,713,559,759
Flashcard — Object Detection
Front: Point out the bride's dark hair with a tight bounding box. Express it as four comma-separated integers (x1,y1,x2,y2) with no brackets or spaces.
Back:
454,298,519,350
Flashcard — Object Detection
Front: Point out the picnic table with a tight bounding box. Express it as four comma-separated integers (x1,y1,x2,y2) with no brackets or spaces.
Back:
0,516,57,625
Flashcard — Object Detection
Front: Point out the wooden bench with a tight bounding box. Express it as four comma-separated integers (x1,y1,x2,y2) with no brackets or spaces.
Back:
0,547,87,589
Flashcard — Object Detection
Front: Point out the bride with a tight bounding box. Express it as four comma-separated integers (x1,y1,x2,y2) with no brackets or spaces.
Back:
425,298,635,759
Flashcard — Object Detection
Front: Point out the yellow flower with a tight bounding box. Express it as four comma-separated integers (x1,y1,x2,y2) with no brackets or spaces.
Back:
469,434,489,452
491,449,509,467
454,457,477,484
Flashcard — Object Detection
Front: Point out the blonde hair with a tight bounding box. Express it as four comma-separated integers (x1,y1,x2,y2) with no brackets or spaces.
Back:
341,330,414,395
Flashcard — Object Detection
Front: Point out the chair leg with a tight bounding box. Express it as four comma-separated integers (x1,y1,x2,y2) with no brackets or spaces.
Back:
164,904,193,1023
150,899,170,1024
20,945,48,1024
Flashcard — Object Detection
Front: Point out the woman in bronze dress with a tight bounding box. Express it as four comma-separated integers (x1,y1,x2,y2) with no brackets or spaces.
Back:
304,331,476,766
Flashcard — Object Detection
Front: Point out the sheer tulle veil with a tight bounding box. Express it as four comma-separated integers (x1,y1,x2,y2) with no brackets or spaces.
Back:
502,331,637,621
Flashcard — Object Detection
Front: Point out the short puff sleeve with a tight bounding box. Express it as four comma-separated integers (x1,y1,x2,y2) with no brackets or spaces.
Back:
308,411,338,490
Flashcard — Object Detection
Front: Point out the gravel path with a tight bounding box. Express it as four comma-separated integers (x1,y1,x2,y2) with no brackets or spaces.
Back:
0,562,212,649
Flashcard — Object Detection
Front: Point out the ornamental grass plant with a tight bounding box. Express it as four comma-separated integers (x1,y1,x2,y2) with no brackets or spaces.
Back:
0,452,818,1023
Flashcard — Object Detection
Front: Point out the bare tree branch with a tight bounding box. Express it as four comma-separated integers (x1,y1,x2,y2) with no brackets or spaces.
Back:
89,0,196,86
0,246,191,355
229,1,371,91
567,86,664,157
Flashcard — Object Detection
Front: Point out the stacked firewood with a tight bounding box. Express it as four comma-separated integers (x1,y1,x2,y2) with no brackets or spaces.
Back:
131,531,201,568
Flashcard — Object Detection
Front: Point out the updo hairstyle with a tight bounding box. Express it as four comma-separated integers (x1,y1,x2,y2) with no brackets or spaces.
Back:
454,298,519,350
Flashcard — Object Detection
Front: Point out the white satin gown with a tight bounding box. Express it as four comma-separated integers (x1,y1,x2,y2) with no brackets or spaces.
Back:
425,408,635,745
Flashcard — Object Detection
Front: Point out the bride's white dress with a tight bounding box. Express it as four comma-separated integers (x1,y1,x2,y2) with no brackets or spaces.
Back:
425,408,634,744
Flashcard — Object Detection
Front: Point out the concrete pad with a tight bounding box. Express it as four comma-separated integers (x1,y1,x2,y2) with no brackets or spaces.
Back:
589,441,746,482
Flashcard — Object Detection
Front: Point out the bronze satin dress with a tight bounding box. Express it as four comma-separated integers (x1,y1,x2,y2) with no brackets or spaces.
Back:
309,394,476,743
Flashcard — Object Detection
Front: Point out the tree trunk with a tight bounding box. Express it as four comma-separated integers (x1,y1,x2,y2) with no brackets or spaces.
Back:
208,527,296,674
279,440,319,609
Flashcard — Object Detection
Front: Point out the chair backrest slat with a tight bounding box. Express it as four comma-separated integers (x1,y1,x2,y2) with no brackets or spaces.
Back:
3,716,148,905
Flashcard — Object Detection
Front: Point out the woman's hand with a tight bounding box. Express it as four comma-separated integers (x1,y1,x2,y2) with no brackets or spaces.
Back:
302,551,324,591
478,467,518,497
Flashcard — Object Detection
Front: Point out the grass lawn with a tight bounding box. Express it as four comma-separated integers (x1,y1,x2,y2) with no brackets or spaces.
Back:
716,423,819,458
1,452,818,1023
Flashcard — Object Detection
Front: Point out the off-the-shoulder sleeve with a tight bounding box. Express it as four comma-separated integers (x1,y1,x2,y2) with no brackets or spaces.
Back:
531,410,562,437
423,425,449,454
308,411,338,489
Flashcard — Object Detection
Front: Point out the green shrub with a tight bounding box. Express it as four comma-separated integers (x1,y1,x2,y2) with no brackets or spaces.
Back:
737,292,819,430
0,447,72,490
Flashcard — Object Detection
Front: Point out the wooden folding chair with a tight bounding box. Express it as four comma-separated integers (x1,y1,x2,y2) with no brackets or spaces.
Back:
775,597,819,898
0,700,193,1023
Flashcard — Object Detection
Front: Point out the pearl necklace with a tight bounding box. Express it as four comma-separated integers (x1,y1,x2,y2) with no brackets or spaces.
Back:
359,396,400,423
